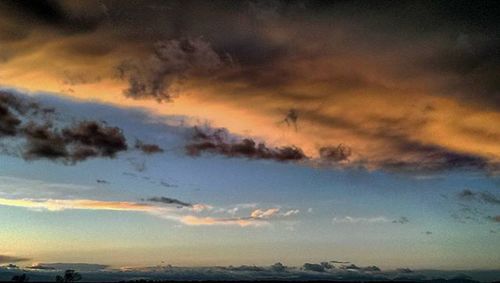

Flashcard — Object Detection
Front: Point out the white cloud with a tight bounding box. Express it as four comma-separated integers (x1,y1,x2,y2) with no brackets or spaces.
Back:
332,216,390,224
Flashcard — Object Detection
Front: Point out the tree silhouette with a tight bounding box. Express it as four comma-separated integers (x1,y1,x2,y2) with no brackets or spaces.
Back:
11,274,29,283
55,270,82,283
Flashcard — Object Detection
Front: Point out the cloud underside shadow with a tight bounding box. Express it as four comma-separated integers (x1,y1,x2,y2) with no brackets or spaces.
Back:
0,1,499,175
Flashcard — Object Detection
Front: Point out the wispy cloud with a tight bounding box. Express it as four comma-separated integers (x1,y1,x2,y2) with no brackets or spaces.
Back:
458,189,500,205
392,216,410,224
0,196,295,228
332,216,390,224
0,198,154,212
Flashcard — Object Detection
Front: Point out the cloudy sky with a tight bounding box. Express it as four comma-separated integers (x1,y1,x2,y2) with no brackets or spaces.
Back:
0,0,499,281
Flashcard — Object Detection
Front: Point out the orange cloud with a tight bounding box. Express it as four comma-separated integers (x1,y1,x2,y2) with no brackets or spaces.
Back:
0,198,155,212
1,2,499,174
0,198,290,228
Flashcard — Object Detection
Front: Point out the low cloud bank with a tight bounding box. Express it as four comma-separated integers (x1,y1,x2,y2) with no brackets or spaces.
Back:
1,262,499,282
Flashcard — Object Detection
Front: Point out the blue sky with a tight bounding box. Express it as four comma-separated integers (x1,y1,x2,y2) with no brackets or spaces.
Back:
0,91,498,272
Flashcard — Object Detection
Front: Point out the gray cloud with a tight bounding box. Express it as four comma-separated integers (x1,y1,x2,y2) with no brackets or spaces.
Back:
392,216,410,224
0,91,128,164
2,261,499,282
22,120,128,163
29,263,108,272
269,262,287,272
0,91,53,137
185,126,307,163
144,196,192,208
0,93,23,136
302,263,327,272
458,189,500,205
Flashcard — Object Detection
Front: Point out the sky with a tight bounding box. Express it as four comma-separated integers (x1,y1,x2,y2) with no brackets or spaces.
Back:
0,0,499,281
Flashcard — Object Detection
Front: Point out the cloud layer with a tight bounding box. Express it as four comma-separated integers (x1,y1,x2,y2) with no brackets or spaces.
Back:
0,178,298,228
2,262,499,282
1,1,500,173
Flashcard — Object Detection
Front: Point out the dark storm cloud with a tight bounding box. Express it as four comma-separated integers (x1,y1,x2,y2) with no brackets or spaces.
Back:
0,91,128,163
0,0,107,35
1,1,499,109
0,256,29,264
134,140,164,155
413,31,500,110
185,126,307,162
1,1,500,173
145,196,192,208
156,0,500,109
117,37,228,102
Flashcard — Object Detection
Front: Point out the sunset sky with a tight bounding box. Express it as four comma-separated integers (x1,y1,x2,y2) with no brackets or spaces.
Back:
0,0,499,281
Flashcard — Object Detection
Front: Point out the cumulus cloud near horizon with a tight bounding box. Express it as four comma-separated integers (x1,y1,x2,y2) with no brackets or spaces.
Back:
2,261,499,282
